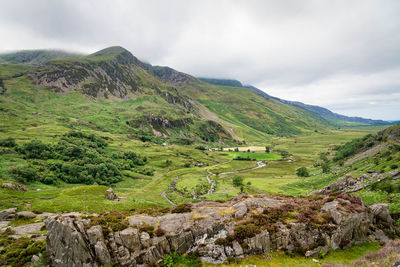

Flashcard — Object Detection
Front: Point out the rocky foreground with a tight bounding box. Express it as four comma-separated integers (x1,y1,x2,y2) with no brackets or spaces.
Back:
44,193,399,266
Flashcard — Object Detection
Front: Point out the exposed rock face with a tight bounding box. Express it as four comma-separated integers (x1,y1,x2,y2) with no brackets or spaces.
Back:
316,170,400,194
45,194,398,266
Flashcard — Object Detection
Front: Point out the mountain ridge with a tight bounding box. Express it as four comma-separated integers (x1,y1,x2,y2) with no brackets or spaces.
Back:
0,46,390,144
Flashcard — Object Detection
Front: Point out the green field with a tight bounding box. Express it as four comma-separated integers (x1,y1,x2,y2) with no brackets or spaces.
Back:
219,151,281,160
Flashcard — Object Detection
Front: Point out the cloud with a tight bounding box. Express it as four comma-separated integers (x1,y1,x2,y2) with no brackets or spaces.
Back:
0,0,399,120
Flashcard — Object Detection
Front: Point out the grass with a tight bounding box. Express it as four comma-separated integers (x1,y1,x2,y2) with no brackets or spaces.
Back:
206,242,381,266
0,69,389,211
219,151,281,160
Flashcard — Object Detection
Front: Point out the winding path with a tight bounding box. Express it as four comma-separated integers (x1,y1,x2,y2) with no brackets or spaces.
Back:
161,161,268,204
199,160,267,197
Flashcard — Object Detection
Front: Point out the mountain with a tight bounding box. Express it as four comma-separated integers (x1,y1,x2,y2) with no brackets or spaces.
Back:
0,46,388,145
242,85,388,126
0,49,81,65
198,78,243,87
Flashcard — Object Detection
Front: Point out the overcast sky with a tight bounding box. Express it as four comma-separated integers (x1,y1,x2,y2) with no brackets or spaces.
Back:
0,0,399,120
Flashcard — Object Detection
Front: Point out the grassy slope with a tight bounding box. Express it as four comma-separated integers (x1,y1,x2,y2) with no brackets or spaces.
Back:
182,81,331,142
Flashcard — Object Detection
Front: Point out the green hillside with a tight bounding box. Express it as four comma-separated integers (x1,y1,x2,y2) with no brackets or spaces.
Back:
0,46,343,147
0,49,81,65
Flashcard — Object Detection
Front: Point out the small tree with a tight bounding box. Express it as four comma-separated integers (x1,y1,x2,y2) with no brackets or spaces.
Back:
296,167,309,177
234,147,239,152
322,162,331,173
265,146,270,153
280,151,289,159
232,176,243,187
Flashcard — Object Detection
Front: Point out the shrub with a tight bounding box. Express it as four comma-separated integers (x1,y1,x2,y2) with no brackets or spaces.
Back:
296,167,309,177
232,176,243,187
17,140,53,159
390,164,398,170
10,166,38,183
333,138,364,161
234,223,261,243
321,162,331,173
171,204,192,213
0,137,16,147
215,235,234,246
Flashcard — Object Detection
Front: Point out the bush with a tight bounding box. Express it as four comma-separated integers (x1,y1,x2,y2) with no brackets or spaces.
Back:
10,166,38,183
171,204,192,213
390,164,398,170
296,167,309,177
232,176,243,187
333,138,364,161
0,137,16,147
11,131,147,186
17,140,53,159
321,162,331,173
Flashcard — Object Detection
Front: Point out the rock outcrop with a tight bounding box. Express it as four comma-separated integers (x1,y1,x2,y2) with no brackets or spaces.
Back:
44,194,399,266
316,169,400,194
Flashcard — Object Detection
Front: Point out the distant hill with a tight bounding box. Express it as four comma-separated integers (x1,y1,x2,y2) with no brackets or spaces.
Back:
198,78,243,87
0,50,81,66
243,85,389,126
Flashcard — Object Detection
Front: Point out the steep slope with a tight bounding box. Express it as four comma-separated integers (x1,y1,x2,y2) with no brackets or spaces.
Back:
0,46,363,144
314,123,400,214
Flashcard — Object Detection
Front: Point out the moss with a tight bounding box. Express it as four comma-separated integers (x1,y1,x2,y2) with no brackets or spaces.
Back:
88,211,132,236
171,203,192,213
0,238,45,267
139,224,155,237
234,222,262,243
215,235,234,246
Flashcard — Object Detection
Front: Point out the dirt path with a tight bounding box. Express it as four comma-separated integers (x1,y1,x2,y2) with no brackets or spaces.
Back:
199,161,267,198
161,160,267,203
161,190,176,206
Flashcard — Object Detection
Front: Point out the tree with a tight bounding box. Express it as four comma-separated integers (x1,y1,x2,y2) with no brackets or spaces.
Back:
265,146,270,153
296,167,310,177
280,151,290,159
322,162,331,173
234,147,239,152
232,176,243,187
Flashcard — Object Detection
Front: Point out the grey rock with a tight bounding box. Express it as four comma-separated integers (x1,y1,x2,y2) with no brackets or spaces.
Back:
17,211,36,218
232,241,244,257
12,223,44,235
44,195,398,266
370,203,392,223
119,227,141,251
106,187,118,200
0,208,17,220
87,225,104,245
30,254,40,267
94,241,111,265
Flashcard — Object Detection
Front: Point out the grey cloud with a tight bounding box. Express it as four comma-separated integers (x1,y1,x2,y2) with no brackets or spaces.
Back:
0,0,399,120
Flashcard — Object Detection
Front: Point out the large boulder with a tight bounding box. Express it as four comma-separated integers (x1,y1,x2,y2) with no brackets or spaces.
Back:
44,194,398,266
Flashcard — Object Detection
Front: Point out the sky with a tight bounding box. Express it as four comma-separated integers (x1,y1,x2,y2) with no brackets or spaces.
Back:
0,0,399,120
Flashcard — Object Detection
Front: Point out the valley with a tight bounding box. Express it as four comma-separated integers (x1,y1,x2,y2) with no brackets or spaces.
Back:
0,47,399,266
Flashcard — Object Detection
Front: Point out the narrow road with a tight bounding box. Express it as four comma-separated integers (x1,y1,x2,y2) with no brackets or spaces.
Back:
161,176,179,206
161,190,176,206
